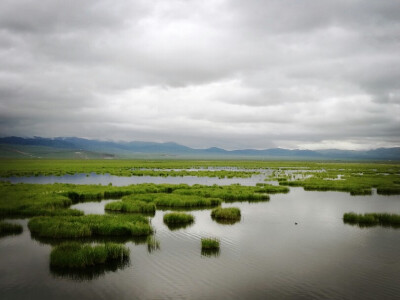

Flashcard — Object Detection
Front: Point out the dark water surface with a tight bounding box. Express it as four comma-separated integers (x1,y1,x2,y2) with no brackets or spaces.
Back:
1,187,399,299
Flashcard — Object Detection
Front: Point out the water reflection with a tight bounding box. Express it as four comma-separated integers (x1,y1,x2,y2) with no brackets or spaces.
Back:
30,234,148,246
146,236,160,253
50,257,130,281
211,217,241,225
343,221,400,229
164,222,195,231
201,248,220,257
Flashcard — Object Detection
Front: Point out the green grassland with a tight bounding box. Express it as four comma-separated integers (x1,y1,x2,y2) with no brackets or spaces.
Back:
0,159,260,178
0,182,271,218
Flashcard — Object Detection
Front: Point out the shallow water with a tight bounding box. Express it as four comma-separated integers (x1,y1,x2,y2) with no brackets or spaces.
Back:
1,187,399,299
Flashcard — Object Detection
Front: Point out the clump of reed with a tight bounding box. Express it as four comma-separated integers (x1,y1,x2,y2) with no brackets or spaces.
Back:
163,212,195,230
163,212,194,224
343,212,400,227
0,221,23,236
105,200,156,214
211,207,241,222
28,214,152,238
50,242,129,268
201,237,220,250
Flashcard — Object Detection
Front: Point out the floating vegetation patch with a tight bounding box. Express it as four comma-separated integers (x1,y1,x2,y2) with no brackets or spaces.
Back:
201,237,220,250
211,207,241,224
0,221,23,237
163,212,194,224
173,185,270,202
163,212,194,230
50,242,130,269
343,212,400,228
28,215,152,238
105,200,156,215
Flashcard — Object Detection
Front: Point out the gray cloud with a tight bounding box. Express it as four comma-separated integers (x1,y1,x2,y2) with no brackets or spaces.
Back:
0,0,399,150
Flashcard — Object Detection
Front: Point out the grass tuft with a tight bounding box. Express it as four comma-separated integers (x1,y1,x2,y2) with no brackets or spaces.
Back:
211,207,241,222
201,237,220,250
50,242,129,268
105,200,156,214
163,212,194,224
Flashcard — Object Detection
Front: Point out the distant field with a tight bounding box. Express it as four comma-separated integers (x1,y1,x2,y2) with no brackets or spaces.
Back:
0,159,399,196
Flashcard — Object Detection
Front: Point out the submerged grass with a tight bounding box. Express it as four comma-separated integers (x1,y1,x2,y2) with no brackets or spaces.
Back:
211,207,241,221
0,221,23,237
50,242,130,268
28,214,152,238
343,212,400,227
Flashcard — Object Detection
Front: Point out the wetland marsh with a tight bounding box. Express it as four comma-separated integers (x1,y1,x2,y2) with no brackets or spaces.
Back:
0,159,399,299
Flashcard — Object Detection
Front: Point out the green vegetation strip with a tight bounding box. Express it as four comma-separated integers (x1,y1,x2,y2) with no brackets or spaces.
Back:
0,182,271,218
163,212,194,224
201,238,220,250
173,185,270,202
211,207,241,221
0,221,23,236
343,212,400,227
273,163,400,195
105,200,156,214
28,215,152,238
0,159,263,178
50,242,129,268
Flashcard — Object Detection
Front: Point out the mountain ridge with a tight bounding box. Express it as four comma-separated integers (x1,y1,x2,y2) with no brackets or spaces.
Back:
0,136,399,160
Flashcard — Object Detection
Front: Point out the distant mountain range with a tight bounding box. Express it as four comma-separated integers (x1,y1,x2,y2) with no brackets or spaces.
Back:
0,136,399,160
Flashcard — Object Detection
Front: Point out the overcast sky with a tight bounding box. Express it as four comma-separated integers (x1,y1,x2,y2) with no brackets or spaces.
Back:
0,0,399,150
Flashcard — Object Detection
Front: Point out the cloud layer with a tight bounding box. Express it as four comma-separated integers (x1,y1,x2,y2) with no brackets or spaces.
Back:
1,0,399,149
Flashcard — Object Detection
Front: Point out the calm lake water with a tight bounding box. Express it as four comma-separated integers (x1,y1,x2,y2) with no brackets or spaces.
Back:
0,179,399,299
0,173,270,186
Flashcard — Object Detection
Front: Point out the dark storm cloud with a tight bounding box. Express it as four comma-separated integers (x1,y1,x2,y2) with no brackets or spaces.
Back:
0,0,399,149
